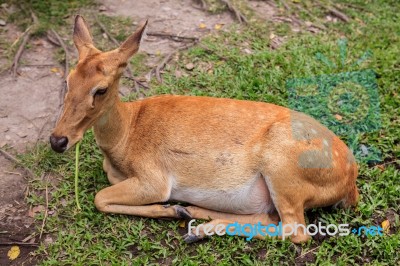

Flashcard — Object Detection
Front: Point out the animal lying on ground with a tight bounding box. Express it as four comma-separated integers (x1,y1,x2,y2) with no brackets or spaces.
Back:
50,15,358,243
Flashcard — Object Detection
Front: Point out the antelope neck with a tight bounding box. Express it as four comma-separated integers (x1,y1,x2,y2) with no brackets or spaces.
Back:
93,98,132,152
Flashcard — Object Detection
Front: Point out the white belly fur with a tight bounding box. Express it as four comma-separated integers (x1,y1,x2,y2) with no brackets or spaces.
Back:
169,174,273,215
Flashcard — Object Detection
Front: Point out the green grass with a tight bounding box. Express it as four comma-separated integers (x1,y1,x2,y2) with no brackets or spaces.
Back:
6,0,95,34
16,0,400,265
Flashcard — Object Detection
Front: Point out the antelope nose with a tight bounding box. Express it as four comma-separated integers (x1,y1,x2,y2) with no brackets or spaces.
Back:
50,135,68,153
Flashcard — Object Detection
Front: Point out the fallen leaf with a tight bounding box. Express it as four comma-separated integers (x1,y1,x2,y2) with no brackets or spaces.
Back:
175,70,183,78
7,246,20,260
243,48,252,54
185,63,194,71
214,24,223,30
269,33,276,40
28,205,45,218
360,144,369,155
179,220,186,228
382,220,390,233
32,39,44,46
16,131,27,138
22,234,35,243
334,114,343,121
0,110,8,118
305,21,313,27
60,199,67,207
44,236,54,245
376,164,385,171
355,17,365,26
199,23,207,29
50,67,59,73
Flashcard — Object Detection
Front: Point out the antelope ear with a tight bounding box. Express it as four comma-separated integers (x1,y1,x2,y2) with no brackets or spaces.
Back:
118,20,148,61
73,15,94,60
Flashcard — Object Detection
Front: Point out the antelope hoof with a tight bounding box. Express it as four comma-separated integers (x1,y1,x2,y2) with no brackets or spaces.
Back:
174,205,192,220
183,233,201,244
290,233,311,244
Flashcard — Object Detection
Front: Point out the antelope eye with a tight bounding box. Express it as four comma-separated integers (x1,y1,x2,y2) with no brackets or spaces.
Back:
95,88,108,96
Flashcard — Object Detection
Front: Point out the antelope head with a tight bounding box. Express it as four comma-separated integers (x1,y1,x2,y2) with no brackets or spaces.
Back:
50,15,147,153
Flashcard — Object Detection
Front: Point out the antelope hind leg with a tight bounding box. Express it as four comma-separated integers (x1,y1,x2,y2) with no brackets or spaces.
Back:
182,206,280,243
183,217,280,243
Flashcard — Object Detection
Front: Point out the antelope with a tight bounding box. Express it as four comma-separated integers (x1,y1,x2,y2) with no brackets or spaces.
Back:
50,15,359,243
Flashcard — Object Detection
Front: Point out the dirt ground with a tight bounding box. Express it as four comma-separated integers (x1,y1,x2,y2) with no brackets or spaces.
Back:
0,0,276,264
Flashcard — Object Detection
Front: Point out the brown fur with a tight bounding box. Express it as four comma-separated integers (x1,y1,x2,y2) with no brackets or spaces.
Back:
51,15,359,243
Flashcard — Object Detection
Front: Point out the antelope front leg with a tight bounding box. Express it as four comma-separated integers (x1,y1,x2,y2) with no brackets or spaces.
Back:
94,177,191,220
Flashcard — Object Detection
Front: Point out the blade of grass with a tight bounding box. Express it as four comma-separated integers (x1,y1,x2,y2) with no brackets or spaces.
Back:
75,141,81,210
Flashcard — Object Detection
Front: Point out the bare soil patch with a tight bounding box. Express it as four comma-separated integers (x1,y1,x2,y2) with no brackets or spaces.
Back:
0,24,61,265
100,0,235,57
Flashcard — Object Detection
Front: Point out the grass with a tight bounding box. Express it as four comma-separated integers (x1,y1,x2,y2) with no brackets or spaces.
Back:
13,0,400,265
6,0,95,34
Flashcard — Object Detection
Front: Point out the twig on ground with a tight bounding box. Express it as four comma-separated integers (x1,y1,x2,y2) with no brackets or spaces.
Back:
46,31,61,46
197,43,228,61
155,52,175,83
30,10,39,25
95,16,119,46
192,0,207,10
134,80,140,94
21,233,36,243
145,68,154,82
279,1,326,32
11,27,32,78
314,1,350,22
155,42,198,83
0,148,35,179
375,159,400,167
147,32,199,42
295,246,320,260
0,242,39,246
220,0,248,24
341,2,368,12
279,0,290,11
123,76,150,90
326,6,350,22
50,29,69,78
11,11,38,78
54,81,67,127
48,50,67,126
122,77,144,95
39,176,49,240
21,63,58,68
134,79,150,90
36,116,52,144
4,171,22,175
281,0,326,31
125,66,134,81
